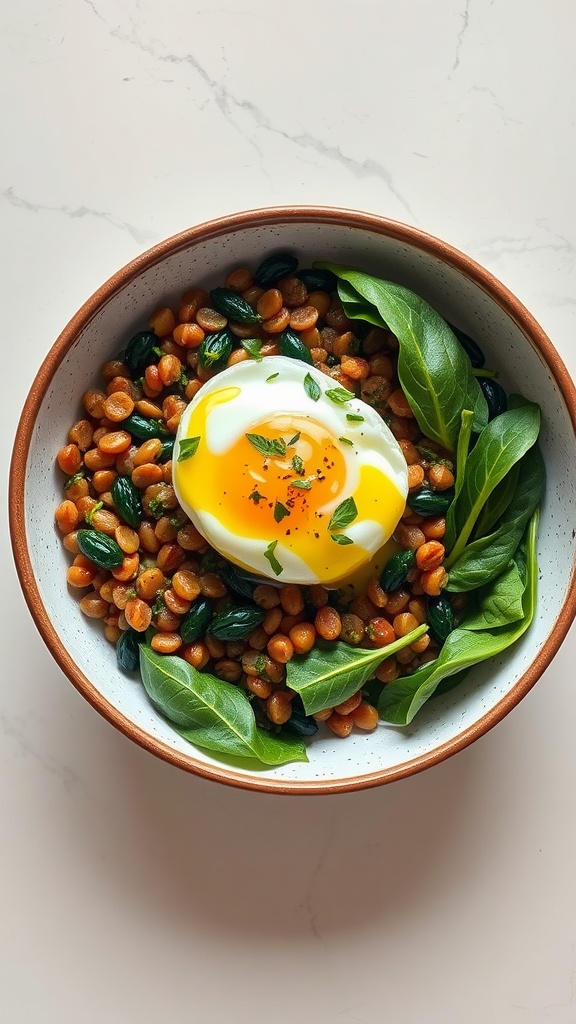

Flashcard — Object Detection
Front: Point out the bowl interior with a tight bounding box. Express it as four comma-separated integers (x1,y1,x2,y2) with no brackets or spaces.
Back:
18,213,576,791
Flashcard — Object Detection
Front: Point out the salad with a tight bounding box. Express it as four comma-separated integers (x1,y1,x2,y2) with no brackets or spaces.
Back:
54,252,544,768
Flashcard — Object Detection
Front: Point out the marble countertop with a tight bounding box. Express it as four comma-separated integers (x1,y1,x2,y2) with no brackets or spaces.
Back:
3,2,576,1021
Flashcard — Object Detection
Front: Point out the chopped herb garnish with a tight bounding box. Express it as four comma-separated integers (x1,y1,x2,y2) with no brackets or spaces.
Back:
246,433,287,458
248,490,266,504
254,653,267,674
152,590,167,614
241,338,263,361
148,497,169,520
328,496,358,531
273,501,290,523
64,469,86,489
291,454,305,475
179,371,189,387
331,534,354,545
177,436,201,462
266,372,279,382
287,431,301,446
84,500,103,525
291,480,312,490
325,386,355,404
339,436,354,446
303,372,321,402
416,443,453,467
263,540,283,576
346,413,365,422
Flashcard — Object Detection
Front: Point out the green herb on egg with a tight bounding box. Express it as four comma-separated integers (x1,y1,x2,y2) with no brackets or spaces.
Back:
274,501,290,523
325,386,355,404
328,496,358,532
177,436,201,462
263,540,283,576
304,372,321,401
245,434,287,458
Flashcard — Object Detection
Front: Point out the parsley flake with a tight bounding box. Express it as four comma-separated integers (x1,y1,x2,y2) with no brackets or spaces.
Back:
263,540,283,576
325,386,355,405
177,436,201,462
246,433,287,457
303,372,321,402
328,496,358,531
273,501,290,523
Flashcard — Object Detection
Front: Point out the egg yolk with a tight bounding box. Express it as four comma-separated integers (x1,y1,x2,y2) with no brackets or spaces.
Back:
175,386,406,584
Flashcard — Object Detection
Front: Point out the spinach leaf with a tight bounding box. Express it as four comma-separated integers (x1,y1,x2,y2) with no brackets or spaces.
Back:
378,511,539,725
446,444,545,591
316,263,488,450
463,559,526,630
444,401,540,565
286,624,428,715
336,279,388,327
473,461,521,539
454,410,474,499
139,646,307,766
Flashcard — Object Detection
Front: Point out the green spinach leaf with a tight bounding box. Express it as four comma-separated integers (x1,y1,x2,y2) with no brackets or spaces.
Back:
336,279,388,327
444,401,540,565
454,410,474,499
378,511,539,725
462,559,526,630
286,624,428,715
446,444,545,591
473,461,521,539
139,646,307,766
315,263,488,450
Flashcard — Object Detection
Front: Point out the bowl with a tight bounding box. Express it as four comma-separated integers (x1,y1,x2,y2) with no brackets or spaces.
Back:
9,206,576,794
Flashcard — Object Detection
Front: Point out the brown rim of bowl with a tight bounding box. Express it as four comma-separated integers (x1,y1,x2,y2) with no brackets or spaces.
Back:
9,205,576,795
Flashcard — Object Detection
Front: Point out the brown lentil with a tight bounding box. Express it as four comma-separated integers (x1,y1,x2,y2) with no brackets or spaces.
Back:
315,605,342,640
183,642,210,670
266,691,293,726
334,692,363,716
124,598,153,632
351,702,379,730
428,464,455,491
421,567,449,596
151,633,183,654
326,712,354,738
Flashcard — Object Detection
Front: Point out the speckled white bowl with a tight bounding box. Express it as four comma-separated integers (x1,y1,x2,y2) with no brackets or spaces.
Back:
10,207,576,794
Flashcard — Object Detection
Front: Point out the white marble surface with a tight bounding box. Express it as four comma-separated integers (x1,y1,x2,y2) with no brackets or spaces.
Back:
3,1,576,1021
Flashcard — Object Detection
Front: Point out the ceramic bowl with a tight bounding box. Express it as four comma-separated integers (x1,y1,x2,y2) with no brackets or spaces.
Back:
9,207,576,794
